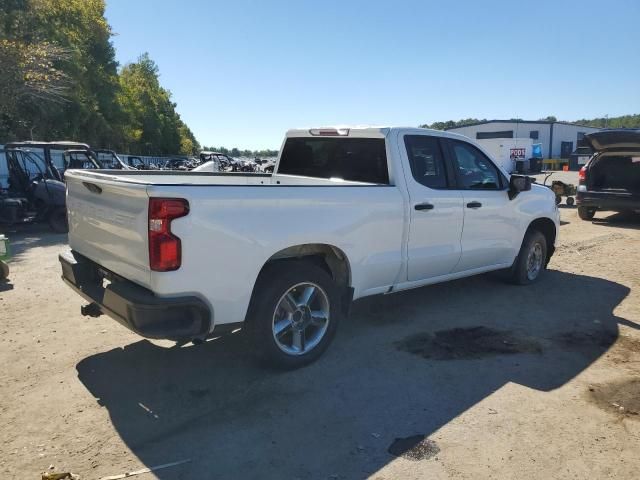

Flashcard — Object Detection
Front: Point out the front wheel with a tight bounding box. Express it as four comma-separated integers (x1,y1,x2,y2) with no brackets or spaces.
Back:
507,230,548,285
245,261,340,369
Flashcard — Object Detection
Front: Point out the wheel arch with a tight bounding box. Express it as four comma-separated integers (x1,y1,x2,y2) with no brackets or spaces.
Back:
526,217,557,265
251,243,353,316
260,243,351,288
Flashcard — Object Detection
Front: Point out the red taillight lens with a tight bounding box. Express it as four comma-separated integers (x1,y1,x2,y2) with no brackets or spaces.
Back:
148,198,189,271
578,166,586,183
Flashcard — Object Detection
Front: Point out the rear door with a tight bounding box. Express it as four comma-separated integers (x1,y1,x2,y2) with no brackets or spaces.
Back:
401,134,464,281
66,171,151,286
443,138,520,272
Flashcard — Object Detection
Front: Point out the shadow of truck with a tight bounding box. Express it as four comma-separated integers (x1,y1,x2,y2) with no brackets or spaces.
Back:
76,270,634,479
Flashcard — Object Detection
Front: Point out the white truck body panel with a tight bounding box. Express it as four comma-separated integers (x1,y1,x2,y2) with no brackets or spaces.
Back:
64,127,560,335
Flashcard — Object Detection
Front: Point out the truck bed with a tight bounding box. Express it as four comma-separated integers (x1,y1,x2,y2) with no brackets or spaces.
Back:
66,169,376,187
64,168,406,328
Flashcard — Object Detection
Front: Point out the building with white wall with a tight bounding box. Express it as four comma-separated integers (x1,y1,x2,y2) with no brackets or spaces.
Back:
446,120,601,159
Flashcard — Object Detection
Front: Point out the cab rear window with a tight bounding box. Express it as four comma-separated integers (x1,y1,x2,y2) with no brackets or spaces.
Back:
278,137,389,184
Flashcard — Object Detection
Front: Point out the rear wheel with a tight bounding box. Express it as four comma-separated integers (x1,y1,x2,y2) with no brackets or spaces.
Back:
246,261,340,369
566,196,575,206
48,207,68,233
507,230,547,285
578,206,596,221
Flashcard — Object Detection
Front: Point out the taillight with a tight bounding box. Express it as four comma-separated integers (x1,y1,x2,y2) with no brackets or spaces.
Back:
578,166,587,183
148,198,189,271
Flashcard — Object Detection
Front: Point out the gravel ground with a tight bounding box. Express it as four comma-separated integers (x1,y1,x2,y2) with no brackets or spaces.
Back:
1,175,639,479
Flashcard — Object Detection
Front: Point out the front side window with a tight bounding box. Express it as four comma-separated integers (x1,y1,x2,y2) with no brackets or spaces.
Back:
278,137,389,184
449,140,502,190
404,135,449,189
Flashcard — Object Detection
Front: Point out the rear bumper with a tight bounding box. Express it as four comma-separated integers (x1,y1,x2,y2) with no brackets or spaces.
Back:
59,250,211,341
576,190,640,211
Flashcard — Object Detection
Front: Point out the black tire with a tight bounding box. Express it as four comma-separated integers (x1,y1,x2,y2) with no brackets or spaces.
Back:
245,261,341,369
0,261,8,281
48,207,68,233
578,206,596,221
555,195,562,205
507,230,547,285
566,196,575,207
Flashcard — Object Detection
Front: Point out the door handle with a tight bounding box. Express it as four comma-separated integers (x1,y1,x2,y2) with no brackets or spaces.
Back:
414,202,434,211
466,201,482,209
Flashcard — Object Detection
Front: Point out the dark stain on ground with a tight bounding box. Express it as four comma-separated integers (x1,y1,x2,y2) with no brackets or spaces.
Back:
189,388,211,398
387,435,440,461
589,379,640,419
396,326,542,360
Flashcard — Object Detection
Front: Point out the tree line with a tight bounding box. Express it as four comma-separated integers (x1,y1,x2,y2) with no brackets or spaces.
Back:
0,0,199,155
421,114,640,131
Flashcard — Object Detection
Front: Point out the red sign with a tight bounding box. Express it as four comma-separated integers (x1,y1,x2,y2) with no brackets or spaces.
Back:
510,148,526,160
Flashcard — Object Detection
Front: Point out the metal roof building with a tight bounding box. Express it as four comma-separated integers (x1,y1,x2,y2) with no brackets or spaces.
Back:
446,120,601,159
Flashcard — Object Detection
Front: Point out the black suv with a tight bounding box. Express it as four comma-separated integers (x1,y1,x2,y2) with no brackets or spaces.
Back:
576,129,640,220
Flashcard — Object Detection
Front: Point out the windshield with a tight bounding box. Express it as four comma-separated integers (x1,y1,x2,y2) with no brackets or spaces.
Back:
16,150,53,179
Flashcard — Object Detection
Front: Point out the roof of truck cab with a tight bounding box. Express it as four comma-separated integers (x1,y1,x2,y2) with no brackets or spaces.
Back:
285,126,470,139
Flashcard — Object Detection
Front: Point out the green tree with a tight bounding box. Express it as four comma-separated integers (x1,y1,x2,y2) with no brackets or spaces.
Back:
0,0,123,145
0,0,200,154
116,53,199,155
421,118,486,130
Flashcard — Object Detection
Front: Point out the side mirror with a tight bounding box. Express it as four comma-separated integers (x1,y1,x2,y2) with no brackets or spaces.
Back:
508,174,532,200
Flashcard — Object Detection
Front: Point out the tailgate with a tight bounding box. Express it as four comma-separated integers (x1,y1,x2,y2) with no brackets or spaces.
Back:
66,171,151,287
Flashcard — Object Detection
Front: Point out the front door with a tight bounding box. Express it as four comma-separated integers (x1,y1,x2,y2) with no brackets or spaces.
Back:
401,134,464,281
443,139,520,272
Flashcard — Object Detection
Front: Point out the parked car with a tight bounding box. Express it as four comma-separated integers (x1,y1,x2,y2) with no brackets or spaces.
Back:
163,158,193,170
255,158,276,173
94,149,134,170
576,129,640,220
59,126,559,368
198,151,237,172
125,156,156,170
191,160,218,173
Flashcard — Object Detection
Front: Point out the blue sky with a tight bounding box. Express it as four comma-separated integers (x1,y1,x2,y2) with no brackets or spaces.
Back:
105,0,640,150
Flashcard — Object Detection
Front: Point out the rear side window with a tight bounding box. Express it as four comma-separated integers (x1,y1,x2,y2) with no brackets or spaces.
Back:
278,137,389,184
404,135,449,189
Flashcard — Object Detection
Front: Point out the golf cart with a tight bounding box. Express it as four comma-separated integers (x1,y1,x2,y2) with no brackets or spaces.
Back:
5,141,102,176
1,145,68,232
1,141,104,232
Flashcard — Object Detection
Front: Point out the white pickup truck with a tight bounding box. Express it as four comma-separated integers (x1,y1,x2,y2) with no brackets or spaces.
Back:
60,127,559,368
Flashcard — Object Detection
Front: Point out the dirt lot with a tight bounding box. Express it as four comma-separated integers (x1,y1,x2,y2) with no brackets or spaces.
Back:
1,174,639,479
